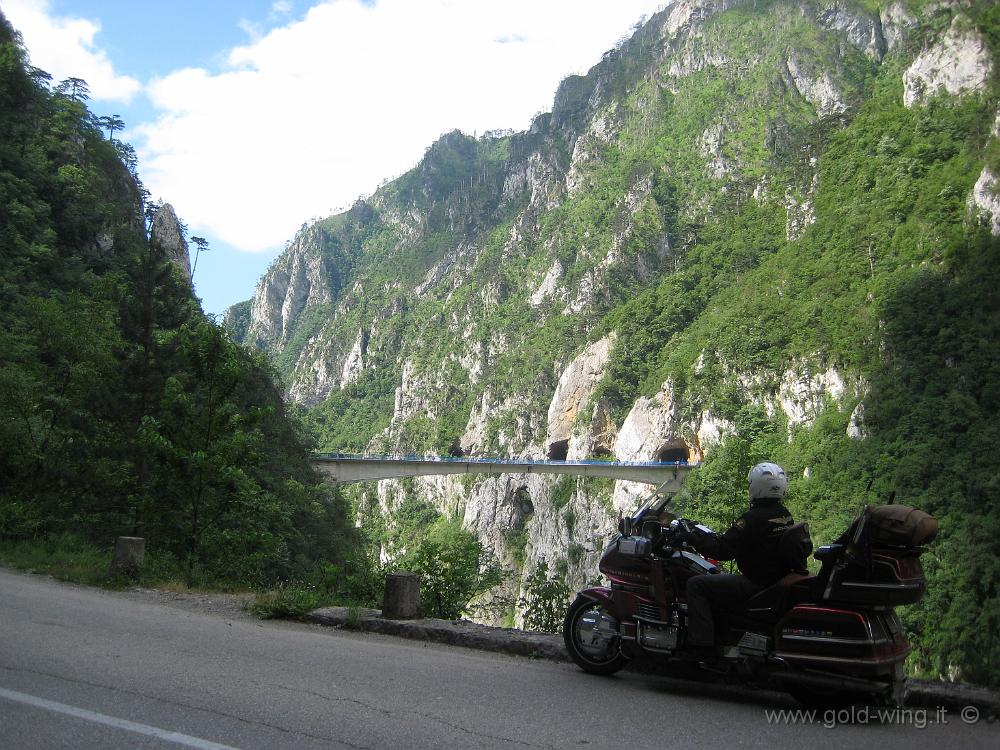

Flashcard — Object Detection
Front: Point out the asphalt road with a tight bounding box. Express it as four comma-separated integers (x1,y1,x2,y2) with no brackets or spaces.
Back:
0,568,994,749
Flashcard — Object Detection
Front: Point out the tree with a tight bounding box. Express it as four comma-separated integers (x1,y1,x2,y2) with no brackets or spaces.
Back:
399,519,504,619
518,560,571,633
98,114,124,142
190,236,210,281
54,77,89,102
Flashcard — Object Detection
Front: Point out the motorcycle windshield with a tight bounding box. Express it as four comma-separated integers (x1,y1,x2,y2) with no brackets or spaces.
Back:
631,492,671,523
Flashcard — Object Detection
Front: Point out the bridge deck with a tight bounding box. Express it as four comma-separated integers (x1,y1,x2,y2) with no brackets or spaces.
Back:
311,454,698,490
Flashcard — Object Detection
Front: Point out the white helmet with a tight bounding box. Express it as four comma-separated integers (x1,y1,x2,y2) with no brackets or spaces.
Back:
748,462,787,500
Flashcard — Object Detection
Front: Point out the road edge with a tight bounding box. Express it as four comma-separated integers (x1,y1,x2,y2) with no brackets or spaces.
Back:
304,606,1000,717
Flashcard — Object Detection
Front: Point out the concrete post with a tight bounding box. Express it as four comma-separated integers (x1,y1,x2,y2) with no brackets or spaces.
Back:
110,536,145,577
382,572,421,619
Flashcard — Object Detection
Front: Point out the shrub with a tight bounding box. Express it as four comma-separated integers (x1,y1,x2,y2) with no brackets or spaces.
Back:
518,560,572,633
399,519,503,619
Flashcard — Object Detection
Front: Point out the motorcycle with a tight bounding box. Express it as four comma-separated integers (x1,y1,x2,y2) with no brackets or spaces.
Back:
563,490,935,707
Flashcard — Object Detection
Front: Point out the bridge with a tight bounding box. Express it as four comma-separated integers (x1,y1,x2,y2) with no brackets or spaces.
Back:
311,454,698,492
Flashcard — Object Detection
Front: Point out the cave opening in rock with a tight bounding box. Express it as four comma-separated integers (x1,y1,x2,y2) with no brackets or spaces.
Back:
547,439,569,461
592,446,613,458
655,440,690,463
514,485,534,517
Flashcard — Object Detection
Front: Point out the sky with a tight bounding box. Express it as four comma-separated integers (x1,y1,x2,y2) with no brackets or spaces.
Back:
2,0,668,316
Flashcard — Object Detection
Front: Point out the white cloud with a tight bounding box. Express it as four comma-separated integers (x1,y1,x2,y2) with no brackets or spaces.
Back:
12,0,667,253
2,0,141,102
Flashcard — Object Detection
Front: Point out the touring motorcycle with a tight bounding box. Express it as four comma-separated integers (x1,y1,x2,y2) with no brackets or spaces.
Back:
563,490,936,707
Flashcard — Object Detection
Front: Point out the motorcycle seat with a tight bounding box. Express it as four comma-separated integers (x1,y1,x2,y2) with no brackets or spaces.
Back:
740,573,815,617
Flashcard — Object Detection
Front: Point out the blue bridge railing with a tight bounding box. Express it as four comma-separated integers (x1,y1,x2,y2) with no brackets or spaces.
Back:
314,452,691,466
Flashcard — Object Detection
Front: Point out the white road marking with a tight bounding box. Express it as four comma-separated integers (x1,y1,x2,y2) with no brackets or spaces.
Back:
0,686,241,750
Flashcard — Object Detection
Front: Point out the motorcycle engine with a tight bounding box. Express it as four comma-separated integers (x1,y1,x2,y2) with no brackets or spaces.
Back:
638,622,679,652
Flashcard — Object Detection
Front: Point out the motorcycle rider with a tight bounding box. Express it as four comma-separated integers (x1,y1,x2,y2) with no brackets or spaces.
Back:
681,462,798,656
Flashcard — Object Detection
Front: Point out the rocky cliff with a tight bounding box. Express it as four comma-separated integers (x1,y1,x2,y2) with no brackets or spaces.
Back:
228,0,1000,668
149,203,192,281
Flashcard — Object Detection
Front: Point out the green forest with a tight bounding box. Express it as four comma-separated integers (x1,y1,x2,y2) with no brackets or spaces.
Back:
0,13,360,590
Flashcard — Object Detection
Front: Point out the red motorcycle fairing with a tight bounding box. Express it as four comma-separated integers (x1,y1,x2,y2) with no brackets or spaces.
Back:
575,586,614,607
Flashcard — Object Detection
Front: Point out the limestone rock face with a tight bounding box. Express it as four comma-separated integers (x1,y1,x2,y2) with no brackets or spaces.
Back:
245,226,333,350
786,53,848,118
971,166,1000,237
776,366,847,430
150,203,191,281
698,123,735,179
970,113,1000,236
566,109,620,195
903,15,992,107
610,381,734,512
785,165,820,241
545,335,616,454
816,1,887,62
880,2,918,53
529,258,565,307
662,0,740,38
340,328,368,387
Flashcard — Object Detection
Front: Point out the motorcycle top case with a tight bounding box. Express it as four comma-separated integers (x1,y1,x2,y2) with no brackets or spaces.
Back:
819,547,927,606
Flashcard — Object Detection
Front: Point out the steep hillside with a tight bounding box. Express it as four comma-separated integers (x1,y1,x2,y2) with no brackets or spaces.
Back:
0,11,356,587
229,0,1000,685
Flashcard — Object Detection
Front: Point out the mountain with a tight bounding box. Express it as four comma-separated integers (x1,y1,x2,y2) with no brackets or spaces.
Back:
227,0,1000,686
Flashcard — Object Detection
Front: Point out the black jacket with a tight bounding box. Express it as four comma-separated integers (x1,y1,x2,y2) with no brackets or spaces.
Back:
689,499,795,586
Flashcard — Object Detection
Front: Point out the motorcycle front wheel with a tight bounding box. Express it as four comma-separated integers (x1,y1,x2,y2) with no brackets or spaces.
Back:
563,595,630,675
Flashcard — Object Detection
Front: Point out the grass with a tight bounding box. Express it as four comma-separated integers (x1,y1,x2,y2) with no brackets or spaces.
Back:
0,534,382,623
0,533,252,596
249,584,333,619
0,533,118,587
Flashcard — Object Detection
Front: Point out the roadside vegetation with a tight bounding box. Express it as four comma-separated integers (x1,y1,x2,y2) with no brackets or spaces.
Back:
0,13,367,610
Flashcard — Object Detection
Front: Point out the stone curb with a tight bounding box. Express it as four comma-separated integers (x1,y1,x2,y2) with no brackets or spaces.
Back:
305,607,566,661
304,606,999,717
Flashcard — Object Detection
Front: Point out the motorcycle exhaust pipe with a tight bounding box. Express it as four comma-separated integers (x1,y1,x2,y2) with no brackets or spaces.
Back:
770,668,885,695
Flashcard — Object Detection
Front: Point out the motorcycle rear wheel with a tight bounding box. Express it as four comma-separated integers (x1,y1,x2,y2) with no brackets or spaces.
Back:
563,595,630,675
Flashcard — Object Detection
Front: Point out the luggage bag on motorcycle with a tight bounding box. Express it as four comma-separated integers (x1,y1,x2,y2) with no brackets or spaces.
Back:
867,504,938,547
836,504,938,548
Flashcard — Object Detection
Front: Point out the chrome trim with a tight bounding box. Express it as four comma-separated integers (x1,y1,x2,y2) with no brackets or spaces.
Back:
840,580,922,590
781,634,876,646
775,649,909,666
574,606,620,659
634,615,670,626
